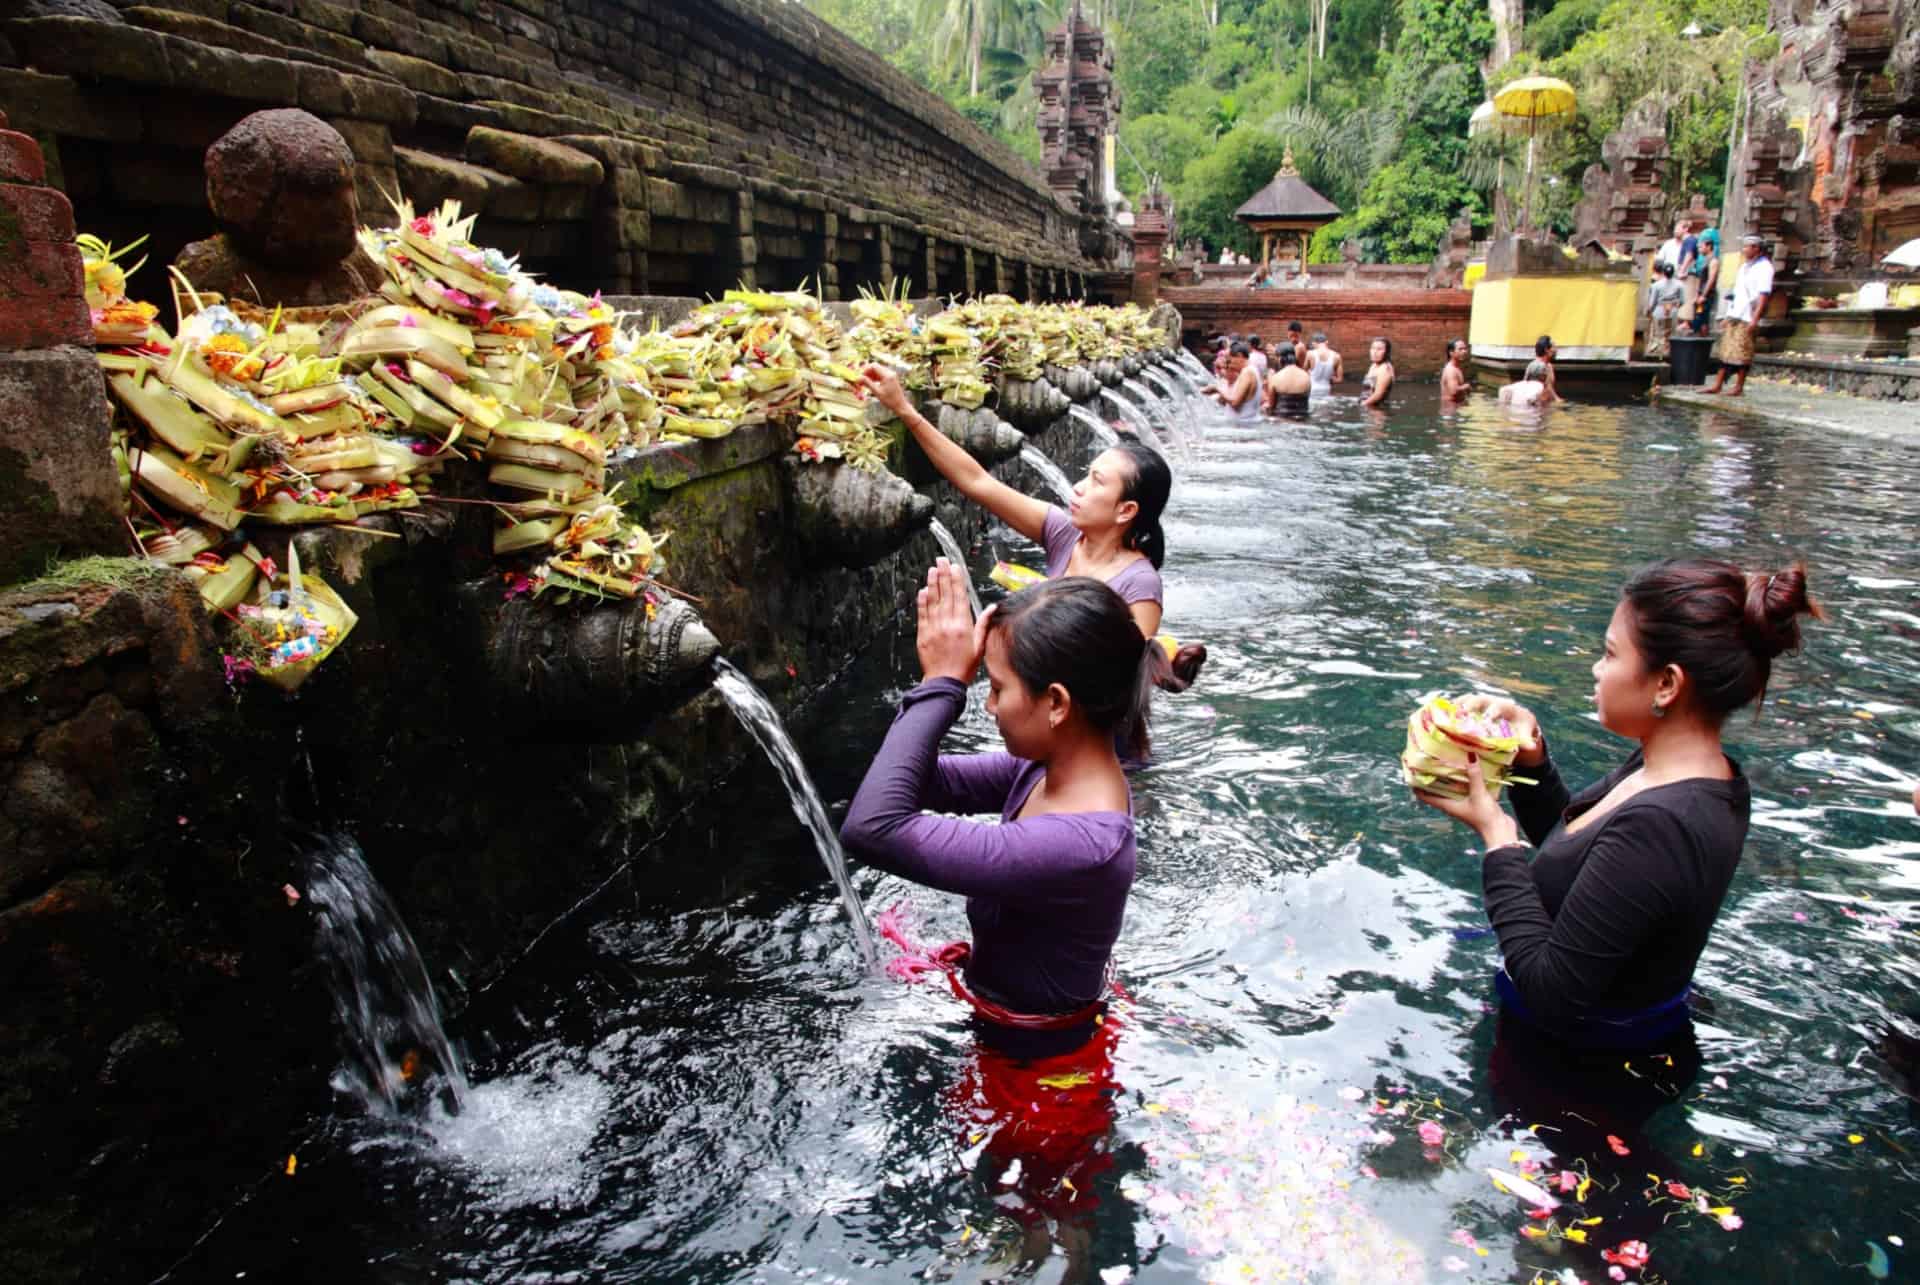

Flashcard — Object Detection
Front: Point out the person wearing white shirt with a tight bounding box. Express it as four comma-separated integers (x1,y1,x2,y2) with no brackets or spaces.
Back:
1703,236,1774,397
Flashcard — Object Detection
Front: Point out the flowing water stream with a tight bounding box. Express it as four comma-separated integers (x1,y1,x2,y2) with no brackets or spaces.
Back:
926,516,982,616
1069,402,1122,450
307,835,469,1116
195,386,1920,1284
1101,387,1162,446
1019,441,1079,506
711,659,877,970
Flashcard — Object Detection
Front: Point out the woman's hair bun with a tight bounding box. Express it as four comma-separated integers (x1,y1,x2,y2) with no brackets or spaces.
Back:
1742,564,1822,661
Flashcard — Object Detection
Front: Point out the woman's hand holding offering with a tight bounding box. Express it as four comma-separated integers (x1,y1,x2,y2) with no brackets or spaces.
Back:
1452,692,1546,766
1413,755,1521,851
860,364,913,417
916,559,992,684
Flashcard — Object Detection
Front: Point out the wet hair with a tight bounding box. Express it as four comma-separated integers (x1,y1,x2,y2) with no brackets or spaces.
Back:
1535,335,1555,357
1249,334,1265,350
1287,321,1303,334
991,577,1160,759
1621,558,1824,717
1109,439,1171,570
1448,338,1468,357
1229,341,1250,358
1371,336,1392,361
1311,331,1328,344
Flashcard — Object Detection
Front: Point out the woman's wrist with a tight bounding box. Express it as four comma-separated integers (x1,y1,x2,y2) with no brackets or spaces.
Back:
1478,814,1521,851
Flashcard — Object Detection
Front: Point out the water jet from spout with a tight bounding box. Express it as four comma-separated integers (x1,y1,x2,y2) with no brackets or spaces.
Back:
307,834,469,1118
927,517,983,617
1019,444,1078,506
712,660,878,970
1068,404,1121,450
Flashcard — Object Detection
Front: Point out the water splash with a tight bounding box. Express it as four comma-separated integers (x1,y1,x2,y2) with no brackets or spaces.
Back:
711,660,877,970
1140,366,1182,404
1100,387,1157,440
1174,347,1213,382
1129,374,1193,455
1018,443,1078,506
1068,403,1121,449
306,834,469,1117
926,517,983,617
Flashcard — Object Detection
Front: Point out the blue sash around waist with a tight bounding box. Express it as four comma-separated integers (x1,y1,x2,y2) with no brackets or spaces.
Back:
1495,966,1692,1050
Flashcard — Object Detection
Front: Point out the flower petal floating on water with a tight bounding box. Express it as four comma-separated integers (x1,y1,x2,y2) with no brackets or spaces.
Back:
1489,1167,1559,1211
1606,1134,1631,1156
1099,1268,1133,1284
1420,1121,1447,1146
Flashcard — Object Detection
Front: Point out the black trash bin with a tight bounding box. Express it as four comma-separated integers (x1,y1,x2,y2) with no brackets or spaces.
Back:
1669,335,1714,386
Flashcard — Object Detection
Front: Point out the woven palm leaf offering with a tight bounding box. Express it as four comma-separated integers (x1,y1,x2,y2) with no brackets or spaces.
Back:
230,543,357,693
1400,694,1537,798
78,233,162,347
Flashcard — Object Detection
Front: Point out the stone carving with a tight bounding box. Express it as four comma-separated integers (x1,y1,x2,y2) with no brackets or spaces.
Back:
935,401,1028,459
175,109,383,306
780,458,934,568
1035,1,1119,217
995,378,1070,430
1734,0,1920,272
483,594,720,732
1425,210,1475,288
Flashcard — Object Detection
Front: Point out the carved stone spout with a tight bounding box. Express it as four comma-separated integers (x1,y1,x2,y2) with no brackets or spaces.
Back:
1092,359,1125,387
1121,353,1143,377
1044,364,1101,402
995,378,1070,429
484,592,721,731
933,402,1026,463
781,457,933,568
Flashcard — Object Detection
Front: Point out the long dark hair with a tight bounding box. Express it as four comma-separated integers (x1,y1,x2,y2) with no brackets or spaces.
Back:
1110,439,1171,569
1622,558,1823,717
991,577,1160,759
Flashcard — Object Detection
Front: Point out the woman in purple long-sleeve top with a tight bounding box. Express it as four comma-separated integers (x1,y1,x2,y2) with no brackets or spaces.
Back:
840,562,1160,1032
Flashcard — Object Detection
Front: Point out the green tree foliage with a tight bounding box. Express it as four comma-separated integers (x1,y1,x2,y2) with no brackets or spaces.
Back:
807,0,1773,262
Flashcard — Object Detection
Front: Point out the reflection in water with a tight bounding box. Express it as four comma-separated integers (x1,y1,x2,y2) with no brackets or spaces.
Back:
200,385,1920,1284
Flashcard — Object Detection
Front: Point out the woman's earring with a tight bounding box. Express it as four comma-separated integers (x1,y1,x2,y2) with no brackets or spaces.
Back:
1650,700,1667,719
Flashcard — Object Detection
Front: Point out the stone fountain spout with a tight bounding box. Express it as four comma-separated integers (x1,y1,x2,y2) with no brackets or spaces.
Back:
1044,364,1102,403
780,457,934,568
1092,359,1125,387
933,402,1027,463
482,591,721,733
995,377,1071,429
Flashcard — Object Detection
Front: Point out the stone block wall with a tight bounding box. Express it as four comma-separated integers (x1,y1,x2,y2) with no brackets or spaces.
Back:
0,0,1111,303
1165,285,1476,376
0,111,124,585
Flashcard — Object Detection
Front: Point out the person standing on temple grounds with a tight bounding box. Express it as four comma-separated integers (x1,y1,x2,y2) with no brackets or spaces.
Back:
1691,226,1721,334
1644,263,1687,359
1703,236,1773,397
1654,218,1689,278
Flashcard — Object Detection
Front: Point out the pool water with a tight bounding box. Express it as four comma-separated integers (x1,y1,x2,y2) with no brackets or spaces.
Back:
198,386,1920,1284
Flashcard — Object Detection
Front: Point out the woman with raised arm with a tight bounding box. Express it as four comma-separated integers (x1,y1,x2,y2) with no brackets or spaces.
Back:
861,365,1204,695
1415,558,1822,1047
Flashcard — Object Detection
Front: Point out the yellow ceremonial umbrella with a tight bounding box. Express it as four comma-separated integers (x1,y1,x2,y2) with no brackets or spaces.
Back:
1492,76,1577,231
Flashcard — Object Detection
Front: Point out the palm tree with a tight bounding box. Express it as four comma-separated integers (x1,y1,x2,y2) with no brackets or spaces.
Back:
922,0,1054,97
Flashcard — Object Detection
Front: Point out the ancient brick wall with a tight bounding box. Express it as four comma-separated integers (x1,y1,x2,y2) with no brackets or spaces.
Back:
1165,286,1475,377
0,0,1104,302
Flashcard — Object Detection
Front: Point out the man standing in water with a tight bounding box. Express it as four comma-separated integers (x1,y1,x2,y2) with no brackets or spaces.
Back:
1440,339,1472,402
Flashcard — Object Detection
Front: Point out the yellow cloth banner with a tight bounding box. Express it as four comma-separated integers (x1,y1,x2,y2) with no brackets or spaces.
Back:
1463,262,1487,291
1468,277,1639,360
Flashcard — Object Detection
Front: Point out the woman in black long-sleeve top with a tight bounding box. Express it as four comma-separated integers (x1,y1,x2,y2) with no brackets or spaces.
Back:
1415,557,1822,1048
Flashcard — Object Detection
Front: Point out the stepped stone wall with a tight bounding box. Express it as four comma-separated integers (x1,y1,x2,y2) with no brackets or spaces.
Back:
0,0,1112,301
